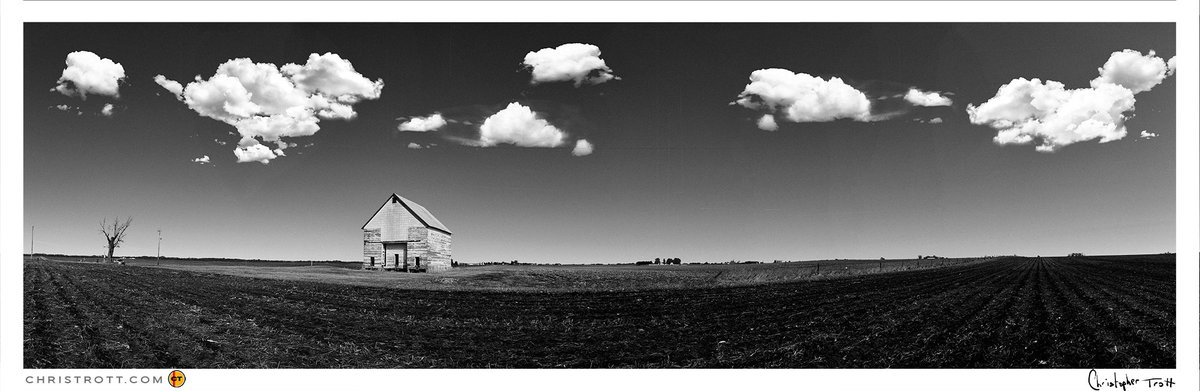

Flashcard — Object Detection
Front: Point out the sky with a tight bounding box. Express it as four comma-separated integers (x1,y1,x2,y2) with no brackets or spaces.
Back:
23,23,1176,263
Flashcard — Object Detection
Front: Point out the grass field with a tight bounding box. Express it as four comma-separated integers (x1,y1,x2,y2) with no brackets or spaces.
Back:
30,254,994,291
23,255,1174,368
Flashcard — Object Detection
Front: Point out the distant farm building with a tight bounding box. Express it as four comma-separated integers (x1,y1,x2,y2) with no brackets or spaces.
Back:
362,193,452,272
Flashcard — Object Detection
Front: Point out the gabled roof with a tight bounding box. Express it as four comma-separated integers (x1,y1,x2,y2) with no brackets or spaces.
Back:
361,193,452,235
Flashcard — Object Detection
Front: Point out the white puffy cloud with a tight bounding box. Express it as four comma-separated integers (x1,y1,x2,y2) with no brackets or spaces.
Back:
168,53,383,163
572,139,594,156
216,59,312,115
191,155,211,164
100,103,114,117
523,43,618,86
968,78,1135,152
282,53,384,99
734,68,872,126
904,88,953,107
182,73,261,122
233,142,277,164
400,104,591,155
232,113,320,141
398,113,448,132
154,75,184,100
1140,130,1159,139
54,104,73,112
53,51,125,99
308,94,357,119
928,117,944,124
1091,49,1176,94
478,103,568,147
969,49,1176,152
756,114,779,131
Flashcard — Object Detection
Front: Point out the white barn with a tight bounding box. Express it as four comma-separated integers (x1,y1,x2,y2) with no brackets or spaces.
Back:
361,193,453,272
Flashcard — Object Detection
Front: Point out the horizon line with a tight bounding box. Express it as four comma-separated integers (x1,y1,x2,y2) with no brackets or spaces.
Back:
23,251,1178,265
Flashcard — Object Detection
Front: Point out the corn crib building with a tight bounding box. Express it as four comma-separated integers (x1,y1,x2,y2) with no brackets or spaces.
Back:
361,193,452,272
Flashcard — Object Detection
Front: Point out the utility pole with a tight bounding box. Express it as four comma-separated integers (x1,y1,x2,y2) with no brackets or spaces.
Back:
30,225,34,257
157,229,162,266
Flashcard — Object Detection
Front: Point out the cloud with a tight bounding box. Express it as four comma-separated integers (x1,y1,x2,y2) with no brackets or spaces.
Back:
282,53,384,99
154,75,184,100
53,51,125,99
166,53,383,163
904,88,953,107
233,142,277,164
100,103,114,117
231,114,320,141
523,43,618,86
734,68,872,126
53,104,73,112
396,102,593,156
191,155,211,164
968,49,1175,152
756,114,779,131
1140,130,1159,139
969,78,1135,152
181,73,261,122
734,76,954,129
479,102,568,147
572,139,594,156
1091,49,1176,94
398,113,448,132
407,142,423,149
928,117,943,124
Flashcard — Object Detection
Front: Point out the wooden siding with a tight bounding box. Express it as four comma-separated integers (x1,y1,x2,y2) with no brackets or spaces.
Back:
362,229,382,266
424,230,452,272
406,227,430,270
362,198,426,242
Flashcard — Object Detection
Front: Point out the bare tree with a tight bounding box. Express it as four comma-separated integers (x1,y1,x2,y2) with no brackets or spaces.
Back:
100,217,133,262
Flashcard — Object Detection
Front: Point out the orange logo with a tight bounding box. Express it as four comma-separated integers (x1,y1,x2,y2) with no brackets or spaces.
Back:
168,370,186,388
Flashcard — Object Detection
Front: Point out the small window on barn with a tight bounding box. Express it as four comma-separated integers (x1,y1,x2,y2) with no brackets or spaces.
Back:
370,256,375,266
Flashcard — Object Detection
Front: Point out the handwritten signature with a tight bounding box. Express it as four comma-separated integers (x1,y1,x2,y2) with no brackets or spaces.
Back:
1088,369,1175,391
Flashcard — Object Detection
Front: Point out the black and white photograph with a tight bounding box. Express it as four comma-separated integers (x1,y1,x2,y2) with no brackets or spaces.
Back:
1,1,1197,391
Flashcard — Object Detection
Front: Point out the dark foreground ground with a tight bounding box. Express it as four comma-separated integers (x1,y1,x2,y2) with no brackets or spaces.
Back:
24,255,1174,368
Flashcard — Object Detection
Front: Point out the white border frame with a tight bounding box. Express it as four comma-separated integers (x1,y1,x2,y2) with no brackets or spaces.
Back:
2,1,1196,390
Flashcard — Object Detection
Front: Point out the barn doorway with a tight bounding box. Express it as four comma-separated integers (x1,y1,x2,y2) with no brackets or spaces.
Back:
383,242,409,271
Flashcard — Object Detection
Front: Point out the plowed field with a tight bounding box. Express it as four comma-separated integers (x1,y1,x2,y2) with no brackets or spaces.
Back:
24,255,1173,368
